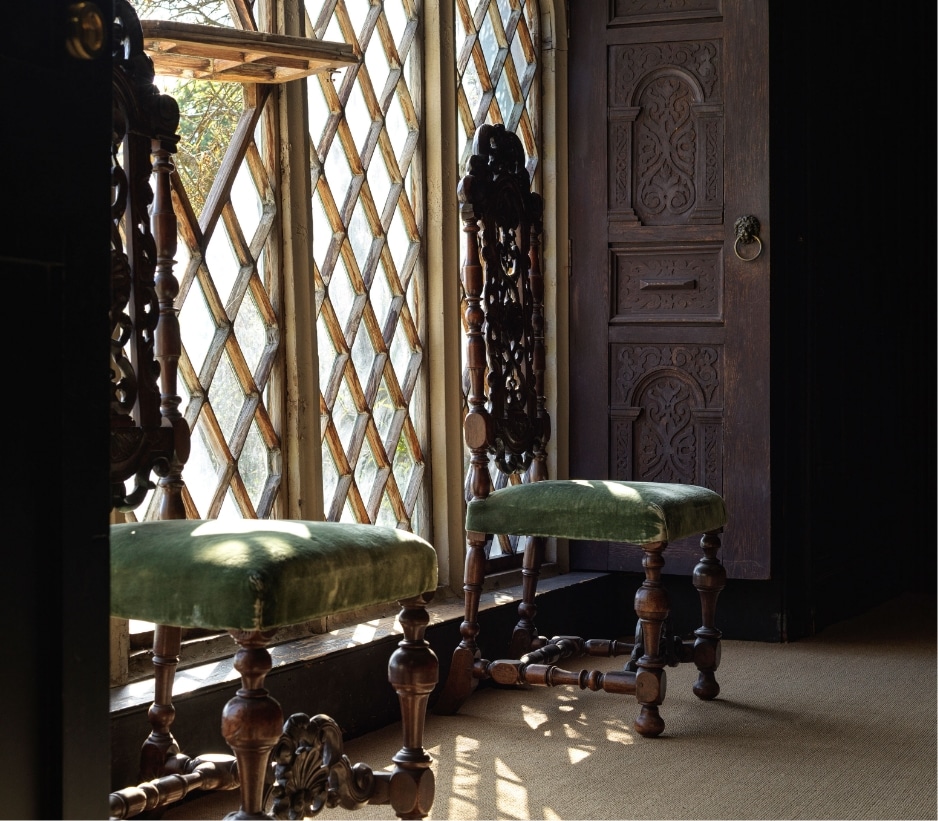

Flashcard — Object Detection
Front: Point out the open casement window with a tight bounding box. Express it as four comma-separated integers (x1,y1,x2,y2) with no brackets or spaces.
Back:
111,0,543,686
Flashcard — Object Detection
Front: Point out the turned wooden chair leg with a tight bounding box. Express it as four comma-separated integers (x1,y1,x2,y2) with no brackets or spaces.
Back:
140,624,183,780
435,533,487,714
508,535,546,658
633,542,669,738
387,594,439,820
692,529,727,700
222,630,283,821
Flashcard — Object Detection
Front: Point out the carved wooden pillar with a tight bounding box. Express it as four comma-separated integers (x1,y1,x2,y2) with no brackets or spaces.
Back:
151,138,188,522
457,198,490,662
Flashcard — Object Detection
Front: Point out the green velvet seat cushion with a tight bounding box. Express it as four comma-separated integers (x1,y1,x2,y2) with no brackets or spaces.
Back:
465,480,726,544
111,519,437,632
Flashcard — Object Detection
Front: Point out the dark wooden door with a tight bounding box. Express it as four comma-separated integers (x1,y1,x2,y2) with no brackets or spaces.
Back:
568,1,770,580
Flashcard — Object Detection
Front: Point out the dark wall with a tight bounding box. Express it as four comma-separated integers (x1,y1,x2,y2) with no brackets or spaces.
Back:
669,1,937,642
769,2,936,634
3,2,113,819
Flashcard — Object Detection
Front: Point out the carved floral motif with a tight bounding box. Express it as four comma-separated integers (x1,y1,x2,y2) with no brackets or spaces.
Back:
612,345,722,487
614,345,720,406
268,713,376,818
612,41,721,104
614,249,720,316
636,76,696,222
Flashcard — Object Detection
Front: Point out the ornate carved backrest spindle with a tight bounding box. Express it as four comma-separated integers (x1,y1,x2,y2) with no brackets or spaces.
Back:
110,0,186,519
110,0,191,786
461,123,549,508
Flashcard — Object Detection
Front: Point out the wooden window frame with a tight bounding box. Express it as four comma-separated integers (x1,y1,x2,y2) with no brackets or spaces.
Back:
110,0,568,690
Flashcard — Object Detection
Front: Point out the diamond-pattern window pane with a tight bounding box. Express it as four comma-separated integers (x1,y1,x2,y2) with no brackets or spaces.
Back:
371,259,395,330
307,81,332,147
369,153,393,217
480,12,499,70
333,376,361,458
187,418,222,517
303,0,426,535
211,351,242,444
321,447,340,516
230,159,264,250
392,433,416,507
131,1,284,524
241,421,268,511
204,225,239,314
495,67,515,124
364,34,391,91
324,139,354,203
461,56,483,121
233,288,265,378
372,378,397,449
329,256,357,337
385,92,410,163
219,490,240,520
386,208,409,263
351,316,378,387
376,496,397,529
179,280,215,375
456,0,539,173
348,198,374,272
312,188,336,270
355,439,382,518
317,309,341,401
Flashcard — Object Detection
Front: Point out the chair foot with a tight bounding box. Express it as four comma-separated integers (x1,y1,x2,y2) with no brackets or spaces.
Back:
693,670,720,700
433,645,479,715
387,763,435,821
508,623,539,658
224,810,272,820
634,705,665,738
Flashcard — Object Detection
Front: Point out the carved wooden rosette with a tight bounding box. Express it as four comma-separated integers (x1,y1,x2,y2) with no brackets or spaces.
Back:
268,713,377,817
264,596,437,820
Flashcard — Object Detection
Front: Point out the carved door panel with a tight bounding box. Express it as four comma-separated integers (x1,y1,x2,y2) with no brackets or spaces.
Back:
569,0,770,579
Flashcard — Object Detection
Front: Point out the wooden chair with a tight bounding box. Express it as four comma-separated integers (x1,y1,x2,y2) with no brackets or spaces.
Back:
434,123,728,739
108,3,437,817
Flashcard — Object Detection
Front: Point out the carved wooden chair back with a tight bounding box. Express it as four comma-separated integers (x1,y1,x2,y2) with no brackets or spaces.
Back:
110,0,186,523
461,123,548,502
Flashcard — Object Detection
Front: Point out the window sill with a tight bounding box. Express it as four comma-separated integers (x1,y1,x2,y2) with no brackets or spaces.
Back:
109,568,607,715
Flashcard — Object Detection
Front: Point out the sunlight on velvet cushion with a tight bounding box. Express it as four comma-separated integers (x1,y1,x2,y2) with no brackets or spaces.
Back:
110,519,438,631
465,480,727,544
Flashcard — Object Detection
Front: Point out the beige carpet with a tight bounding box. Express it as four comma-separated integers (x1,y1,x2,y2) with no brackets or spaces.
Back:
161,593,937,820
